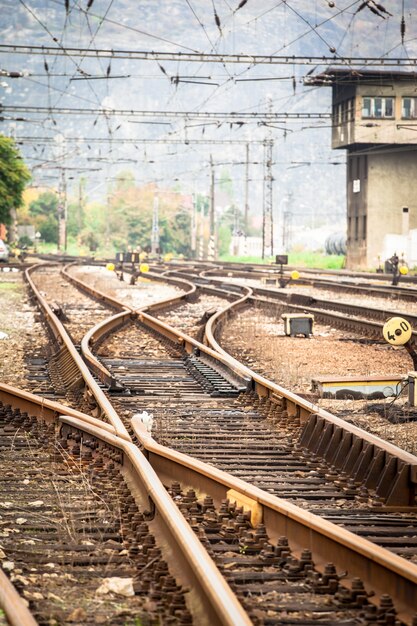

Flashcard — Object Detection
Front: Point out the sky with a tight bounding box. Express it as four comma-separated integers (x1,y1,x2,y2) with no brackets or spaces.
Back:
0,0,415,247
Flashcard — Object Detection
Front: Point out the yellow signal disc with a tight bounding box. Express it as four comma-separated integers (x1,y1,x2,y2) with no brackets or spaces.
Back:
382,316,412,346
106,263,115,272
140,263,150,273
399,265,409,275
290,270,300,280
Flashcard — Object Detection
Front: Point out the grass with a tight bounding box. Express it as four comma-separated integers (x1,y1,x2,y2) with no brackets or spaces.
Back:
219,251,345,269
0,281,22,292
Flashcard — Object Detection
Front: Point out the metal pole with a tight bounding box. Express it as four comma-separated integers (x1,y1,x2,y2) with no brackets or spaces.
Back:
151,191,160,256
262,139,273,258
244,142,249,235
209,156,215,260
191,192,197,258
57,168,67,252
267,139,273,258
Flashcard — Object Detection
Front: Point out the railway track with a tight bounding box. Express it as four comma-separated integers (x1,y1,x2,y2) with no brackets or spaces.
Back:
70,266,417,610
1,261,417,624
0,397,192,625
163,268,417,348
163,261,417,303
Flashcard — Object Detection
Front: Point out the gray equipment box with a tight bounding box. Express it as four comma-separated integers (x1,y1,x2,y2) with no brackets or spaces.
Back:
282,313,314,337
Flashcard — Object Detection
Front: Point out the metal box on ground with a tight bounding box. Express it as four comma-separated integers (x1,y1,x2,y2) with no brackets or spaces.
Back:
261,276,278,286
311,375,405,400
282,313,314,337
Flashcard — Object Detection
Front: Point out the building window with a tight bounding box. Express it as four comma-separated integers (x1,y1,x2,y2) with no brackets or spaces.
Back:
362,96,394,119
347,98,355,121
333,98,355,125
402,97,417,119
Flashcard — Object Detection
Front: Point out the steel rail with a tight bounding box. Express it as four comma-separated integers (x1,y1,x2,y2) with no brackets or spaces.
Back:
81,307,250,390
198,264,417,296
67,264,417,479
0,569,38,626
248,292,417,346
25,263,131,440
58,414,251,626
169,268,417,345
21,263,417,619
62,263,137,313
187,259,417,284
75,266,417,505
0,381,117,436
0,382,251,626
132,417,417,623
203,291,417,465
250,285,417,326
63,264,417,478
63,263,197,311
74,267,199,387
82,310,135,388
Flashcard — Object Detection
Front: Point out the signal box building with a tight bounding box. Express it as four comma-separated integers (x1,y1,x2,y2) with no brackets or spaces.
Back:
307,69,417,269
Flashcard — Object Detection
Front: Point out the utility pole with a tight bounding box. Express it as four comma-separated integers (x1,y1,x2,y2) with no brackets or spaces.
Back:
191,192,197,258
243,142,250,257
57,167,67,251
198,196,205,260
262,97,274,259
244,142,250,235
209,155,216,261
262,138,274,258
78,178,85,233
232,203,240,256
282,192,293,252
151,190,160,257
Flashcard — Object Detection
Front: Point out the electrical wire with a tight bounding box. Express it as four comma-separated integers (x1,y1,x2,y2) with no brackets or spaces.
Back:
48,0,201,53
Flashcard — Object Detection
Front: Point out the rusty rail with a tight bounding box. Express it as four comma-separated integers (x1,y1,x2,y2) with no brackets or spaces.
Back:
0,569,38,626
72,263,417,506
132,416,417,622
25,264,131,440
18,261,417,622
0,383,251,626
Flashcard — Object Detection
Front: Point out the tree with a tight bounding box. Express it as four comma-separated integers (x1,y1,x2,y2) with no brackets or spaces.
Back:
67,177,86,238
0,135,31,225
29,191,59,243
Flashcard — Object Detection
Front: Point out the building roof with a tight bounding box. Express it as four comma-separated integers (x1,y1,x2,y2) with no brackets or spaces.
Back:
305,68,417,87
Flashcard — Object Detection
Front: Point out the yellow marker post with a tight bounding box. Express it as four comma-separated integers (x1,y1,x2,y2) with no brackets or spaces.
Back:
290,270,300,281
383,317,417,404
399,265,409,276
106,263,115,272
140,263,149,273
382,317,412,346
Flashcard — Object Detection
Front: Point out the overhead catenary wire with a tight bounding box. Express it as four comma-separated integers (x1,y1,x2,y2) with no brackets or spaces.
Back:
1,105,331,120
2,44,416,66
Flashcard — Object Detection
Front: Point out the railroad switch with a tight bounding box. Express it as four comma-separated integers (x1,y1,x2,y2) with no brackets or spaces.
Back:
282,313,314,337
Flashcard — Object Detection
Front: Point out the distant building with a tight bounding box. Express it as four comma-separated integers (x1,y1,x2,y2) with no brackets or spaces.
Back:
306,69,417,269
